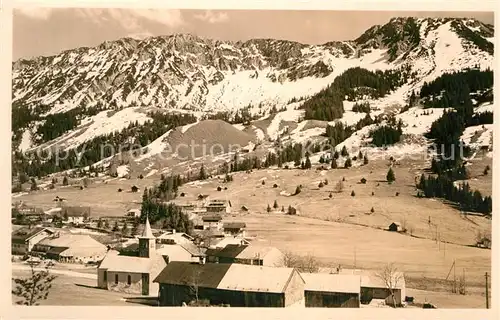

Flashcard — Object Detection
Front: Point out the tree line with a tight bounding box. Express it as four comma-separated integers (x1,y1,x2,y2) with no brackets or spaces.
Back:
417,174,492,215
12,111,196,179
302,67,408,121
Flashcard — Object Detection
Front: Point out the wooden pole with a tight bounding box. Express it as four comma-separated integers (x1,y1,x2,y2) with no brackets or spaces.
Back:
485,272,489,309
453,260,456,294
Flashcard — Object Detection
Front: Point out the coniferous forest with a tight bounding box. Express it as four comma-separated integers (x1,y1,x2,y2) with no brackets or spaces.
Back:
417,174,492,215
12,111,196,179
417,69,493,215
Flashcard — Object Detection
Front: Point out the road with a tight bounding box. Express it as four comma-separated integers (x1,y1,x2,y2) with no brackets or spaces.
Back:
11,262,97,280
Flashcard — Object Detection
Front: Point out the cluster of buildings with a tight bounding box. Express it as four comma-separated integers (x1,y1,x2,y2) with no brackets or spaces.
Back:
11,226,107,263
12,196,407,308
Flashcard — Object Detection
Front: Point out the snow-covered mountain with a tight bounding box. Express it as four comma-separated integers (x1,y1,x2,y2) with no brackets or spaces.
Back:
12,17,494,178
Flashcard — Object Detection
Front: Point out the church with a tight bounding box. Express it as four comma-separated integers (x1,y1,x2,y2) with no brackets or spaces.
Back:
97,216,168,296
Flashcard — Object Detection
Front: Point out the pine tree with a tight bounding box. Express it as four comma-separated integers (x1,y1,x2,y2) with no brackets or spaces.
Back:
341,146,348,157
267,204,272,213
97,219,103,228
363,154,369,165
387,167,396,184
273,200,279,209
30,178,38,191
344,157,352,168
305,155,312,169
62,176,68,186
199,164,207,180
331,159,338,169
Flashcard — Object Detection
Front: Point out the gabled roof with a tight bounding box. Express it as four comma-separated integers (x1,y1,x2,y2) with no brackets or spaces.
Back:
302,273,361,294
154,262,301,293
217,264,302,293
11,227,51,244
223,222,246,229
154,261,231,288
38,234,107,257
207,244,278,260
202,214,223,222
98,254,154,273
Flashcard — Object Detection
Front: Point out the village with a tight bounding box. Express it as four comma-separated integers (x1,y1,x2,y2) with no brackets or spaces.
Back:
11,187,417,309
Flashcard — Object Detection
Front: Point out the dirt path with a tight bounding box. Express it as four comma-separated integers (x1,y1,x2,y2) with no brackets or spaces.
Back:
12,263,97,280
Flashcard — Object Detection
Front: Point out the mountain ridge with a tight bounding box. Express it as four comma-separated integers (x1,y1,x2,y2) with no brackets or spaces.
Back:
11,16,494,180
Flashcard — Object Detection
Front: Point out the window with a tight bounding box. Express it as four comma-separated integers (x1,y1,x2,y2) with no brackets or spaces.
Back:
127,275,131,285
115,274,118,284
103,271,107,282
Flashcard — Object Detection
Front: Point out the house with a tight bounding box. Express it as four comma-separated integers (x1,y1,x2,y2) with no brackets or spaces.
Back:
209,236,251,249
11,227,54,255
97,216,201,296
204,199,231,214
338,269,406,306
157,243,205,264
33,233,107,264
388,222,403,232
223,222,246,236
59,206,91,224
202,214,223,230
157,230,194,245
302,273,361,308
205,244,284,266
154,261,305,307
126,209,141,218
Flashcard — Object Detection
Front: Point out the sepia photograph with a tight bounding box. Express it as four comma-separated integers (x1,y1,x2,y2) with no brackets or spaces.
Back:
6,1,496,315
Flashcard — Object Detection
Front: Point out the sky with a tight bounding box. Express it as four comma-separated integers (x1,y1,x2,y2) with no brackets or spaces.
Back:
12,8,494,60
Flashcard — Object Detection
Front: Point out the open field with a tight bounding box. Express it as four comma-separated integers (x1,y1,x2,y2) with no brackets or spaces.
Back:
11,270,144,306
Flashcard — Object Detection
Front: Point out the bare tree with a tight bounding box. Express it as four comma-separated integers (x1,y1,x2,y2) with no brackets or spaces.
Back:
375,263,403,308
12,260,57,305
188,268,202,305
278,251,320,273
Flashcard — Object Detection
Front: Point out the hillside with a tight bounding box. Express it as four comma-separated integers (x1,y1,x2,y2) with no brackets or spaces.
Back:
11,17,494,185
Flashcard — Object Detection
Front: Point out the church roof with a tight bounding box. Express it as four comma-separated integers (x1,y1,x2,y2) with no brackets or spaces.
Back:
139,215,155,239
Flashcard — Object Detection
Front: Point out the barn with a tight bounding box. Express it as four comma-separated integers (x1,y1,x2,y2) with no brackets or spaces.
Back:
301,273,361,308
154,261,305,307
339,269,406,306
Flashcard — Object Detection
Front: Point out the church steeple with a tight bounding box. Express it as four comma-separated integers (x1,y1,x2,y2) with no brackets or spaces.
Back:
138,215,155,258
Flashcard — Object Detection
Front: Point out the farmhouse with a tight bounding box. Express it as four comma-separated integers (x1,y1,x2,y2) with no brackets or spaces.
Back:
126,209,141,218
202,214,223,230
154,261,305,307
301,273,361,308
157,230,194,245
206,244,284,266
33,233,107,264
209,236,251,249
204,199,231,214
156,243,205,264
223,222,246,236
11,227,54,255
98,216,163,295
339,269,406,306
